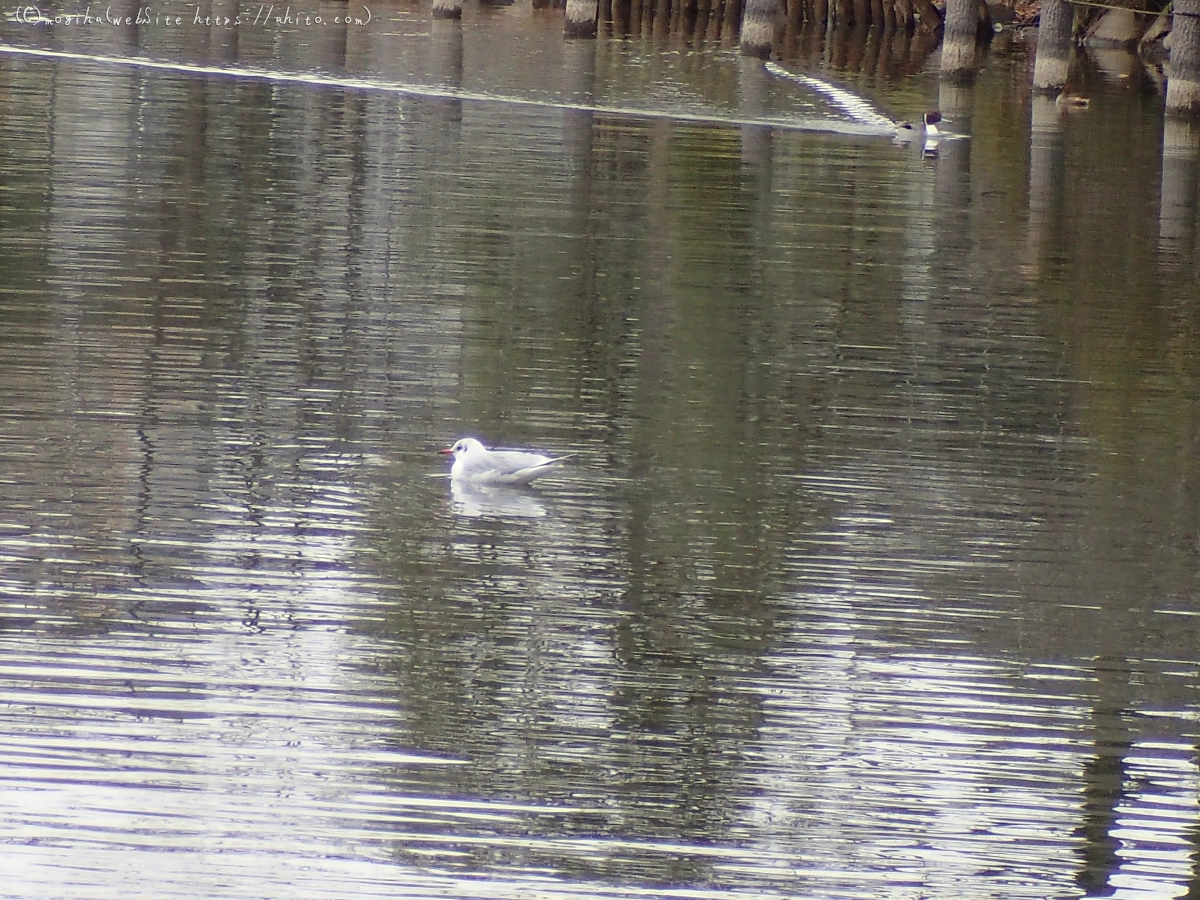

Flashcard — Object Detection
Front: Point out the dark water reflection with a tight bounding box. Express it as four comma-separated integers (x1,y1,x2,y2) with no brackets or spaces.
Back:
2,6,1200,900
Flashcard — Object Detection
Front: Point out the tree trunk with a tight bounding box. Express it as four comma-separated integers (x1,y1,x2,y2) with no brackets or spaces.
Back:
565,0,599,36
1032,0,1073,94
786,0,804,31
940,0,978,81
741,0,782,56
723,0,741,43
611,0,630,30
813,0,829,30
1166,0,1200,115
881,0,897,31
911,0,941,32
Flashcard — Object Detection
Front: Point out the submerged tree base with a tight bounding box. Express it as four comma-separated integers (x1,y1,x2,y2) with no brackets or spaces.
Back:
1166,78,1200,116
432,0,464,17
1166,0,1200,115
565,0,600,35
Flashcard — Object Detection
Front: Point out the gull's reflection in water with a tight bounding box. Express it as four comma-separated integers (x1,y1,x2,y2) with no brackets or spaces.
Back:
450,479,549,518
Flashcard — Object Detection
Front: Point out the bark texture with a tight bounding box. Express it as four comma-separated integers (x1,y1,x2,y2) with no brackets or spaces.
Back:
565,0,600,37
1166,0,1200,115
940,0,979,82
911,0,942,33
1032,0,1073,94
740,0,782,57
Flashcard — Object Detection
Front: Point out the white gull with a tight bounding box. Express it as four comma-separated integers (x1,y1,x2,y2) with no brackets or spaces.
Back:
439,437,573,486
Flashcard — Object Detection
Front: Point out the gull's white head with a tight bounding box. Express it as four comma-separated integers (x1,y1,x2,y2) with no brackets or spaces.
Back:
439,437,485,460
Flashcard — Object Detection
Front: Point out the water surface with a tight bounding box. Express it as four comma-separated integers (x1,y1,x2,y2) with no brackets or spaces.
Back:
1,5,1200,899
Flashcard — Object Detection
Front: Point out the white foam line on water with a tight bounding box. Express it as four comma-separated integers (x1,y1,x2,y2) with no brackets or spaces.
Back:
764,60,896,134
0,43,889,137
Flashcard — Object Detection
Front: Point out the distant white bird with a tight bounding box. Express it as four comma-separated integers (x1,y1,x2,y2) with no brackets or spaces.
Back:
894,110,941,137
894,110,943,157
922,109,942,138
438,437,572,485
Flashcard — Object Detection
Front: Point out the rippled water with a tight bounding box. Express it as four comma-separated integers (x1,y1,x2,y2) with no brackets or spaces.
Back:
2,4,1200,899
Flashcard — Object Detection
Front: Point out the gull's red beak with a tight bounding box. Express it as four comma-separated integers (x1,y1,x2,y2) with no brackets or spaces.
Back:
438,447,454,455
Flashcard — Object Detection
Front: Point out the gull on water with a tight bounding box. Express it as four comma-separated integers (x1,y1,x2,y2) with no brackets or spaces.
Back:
894,110,942,138
894,110,943,156
439,437,573,486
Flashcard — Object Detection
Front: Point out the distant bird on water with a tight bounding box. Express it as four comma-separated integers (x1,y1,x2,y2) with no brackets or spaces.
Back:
439,437,573,486
895,110,943,156
1056,93,1090,110
894,110,942,136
